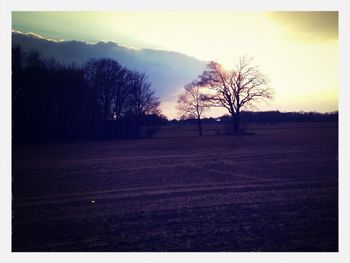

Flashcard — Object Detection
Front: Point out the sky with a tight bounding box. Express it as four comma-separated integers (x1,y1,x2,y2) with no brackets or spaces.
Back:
12,11,338,118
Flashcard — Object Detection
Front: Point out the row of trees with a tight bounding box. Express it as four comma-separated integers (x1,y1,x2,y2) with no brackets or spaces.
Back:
172,111,338,126
12,47,165,143
177,56,274,135
12,48,336,141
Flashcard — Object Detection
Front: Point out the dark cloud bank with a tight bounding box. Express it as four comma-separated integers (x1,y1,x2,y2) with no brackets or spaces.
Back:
12,31,207,101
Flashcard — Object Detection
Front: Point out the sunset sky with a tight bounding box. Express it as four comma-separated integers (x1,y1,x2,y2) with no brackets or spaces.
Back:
12,11,338,118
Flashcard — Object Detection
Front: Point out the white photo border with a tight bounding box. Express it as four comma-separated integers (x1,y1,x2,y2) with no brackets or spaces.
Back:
1,0,349,262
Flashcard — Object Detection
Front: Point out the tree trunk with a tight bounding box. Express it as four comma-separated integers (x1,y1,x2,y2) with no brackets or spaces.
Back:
232,111,240,134
197,117,203,136
135,113,141,138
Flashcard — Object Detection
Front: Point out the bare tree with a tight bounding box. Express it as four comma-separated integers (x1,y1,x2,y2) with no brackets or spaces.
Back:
84,58,125,121
126,71,161,137
198,56,273,134
113,68,130,121
127,71,160,116
176,82,209,136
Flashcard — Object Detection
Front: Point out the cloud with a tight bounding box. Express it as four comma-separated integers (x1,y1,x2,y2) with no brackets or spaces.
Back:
266,11,338,42
11,30,65,43
12,31,208,119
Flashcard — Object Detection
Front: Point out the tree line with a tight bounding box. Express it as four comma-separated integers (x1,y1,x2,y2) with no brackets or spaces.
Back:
13,48,335,142
12,47,166,143
173,111,338,126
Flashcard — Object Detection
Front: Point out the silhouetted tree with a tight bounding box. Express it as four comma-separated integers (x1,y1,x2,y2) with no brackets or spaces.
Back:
12,46,26,142
125,71,161,137
198,56,273,134
84,58,126,122
12,49,92,142
12,49,164,143
176,82,209,136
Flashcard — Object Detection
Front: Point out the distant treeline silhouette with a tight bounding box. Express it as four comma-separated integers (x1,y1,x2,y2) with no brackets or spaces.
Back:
172,111,338,125
12,47,338,143
12,47,166,143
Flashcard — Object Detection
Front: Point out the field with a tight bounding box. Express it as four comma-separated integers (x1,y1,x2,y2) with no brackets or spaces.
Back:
12,122,338,252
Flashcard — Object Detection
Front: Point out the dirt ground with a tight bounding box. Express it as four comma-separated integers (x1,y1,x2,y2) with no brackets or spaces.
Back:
12,122,338,251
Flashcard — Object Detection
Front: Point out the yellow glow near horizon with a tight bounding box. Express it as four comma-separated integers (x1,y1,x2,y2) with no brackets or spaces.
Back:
12,11,338,118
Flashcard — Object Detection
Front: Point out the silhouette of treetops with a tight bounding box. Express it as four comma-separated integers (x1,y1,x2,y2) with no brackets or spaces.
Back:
171,111,338,126
12,46,337,143
12,46,165,143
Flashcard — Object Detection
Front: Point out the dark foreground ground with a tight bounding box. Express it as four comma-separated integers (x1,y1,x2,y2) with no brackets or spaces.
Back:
12,122,338,252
